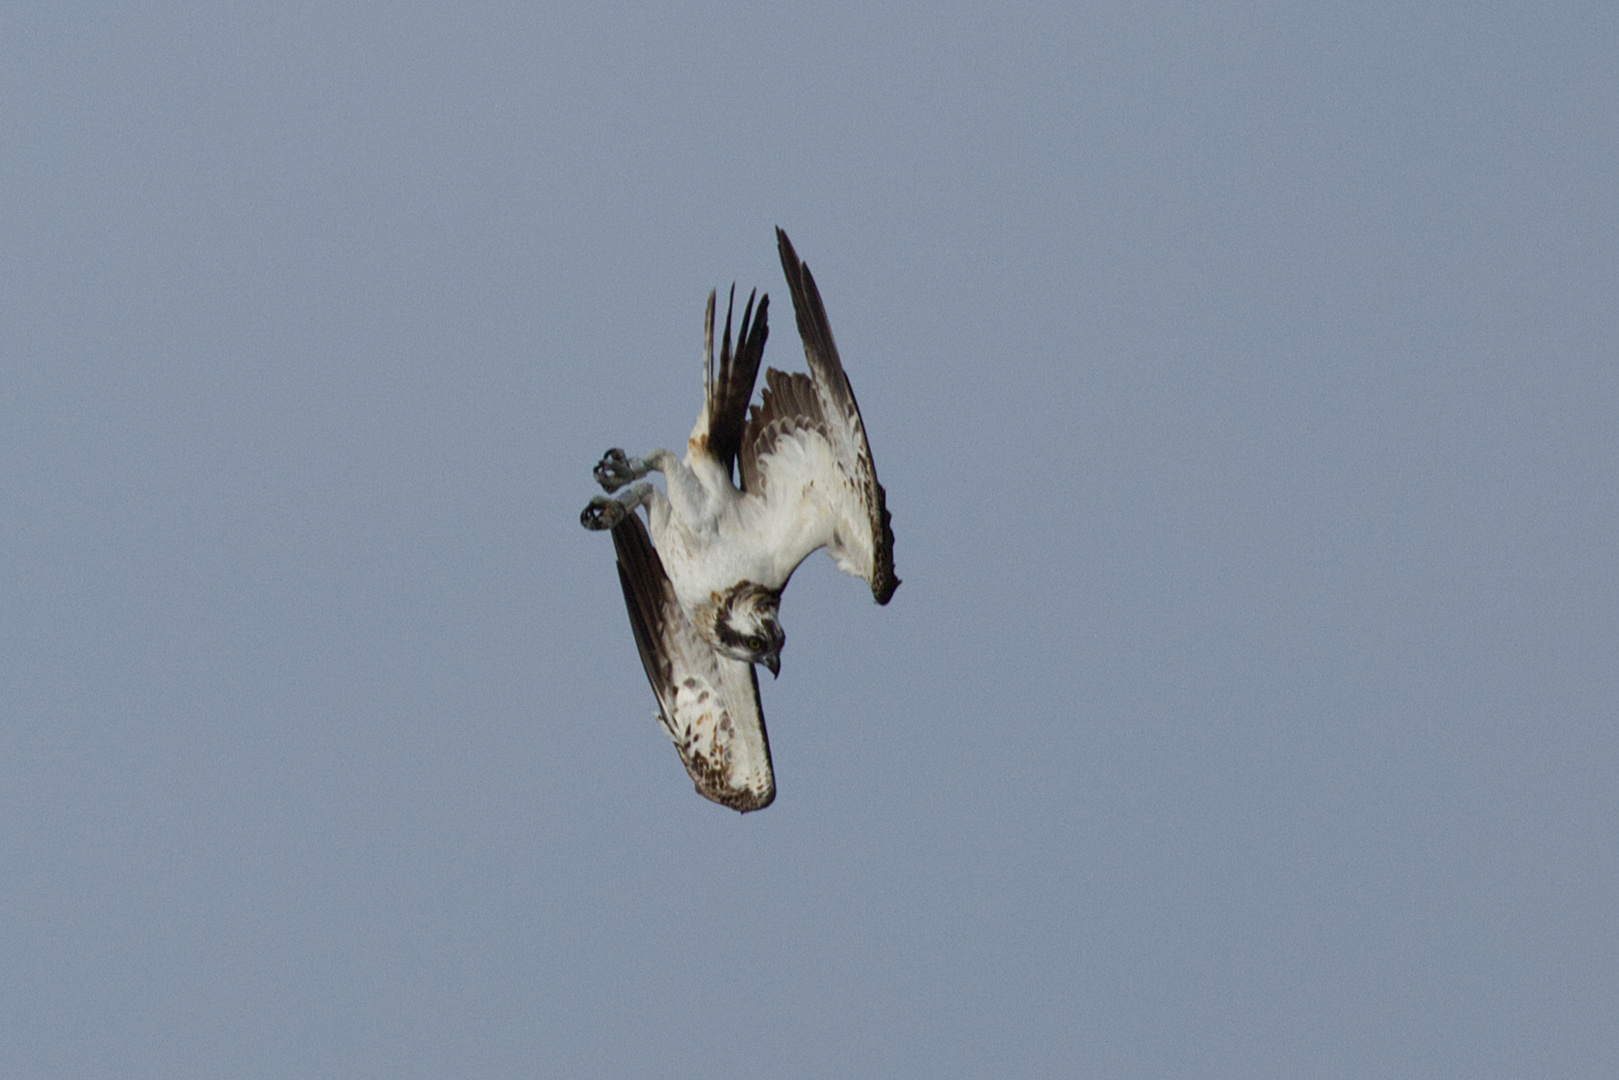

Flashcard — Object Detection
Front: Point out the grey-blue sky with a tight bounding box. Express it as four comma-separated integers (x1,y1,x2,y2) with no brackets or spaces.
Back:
3,2,1615,1076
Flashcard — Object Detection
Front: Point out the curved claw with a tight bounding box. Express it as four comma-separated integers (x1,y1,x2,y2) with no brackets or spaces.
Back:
580,495,626,531
593,448,636,492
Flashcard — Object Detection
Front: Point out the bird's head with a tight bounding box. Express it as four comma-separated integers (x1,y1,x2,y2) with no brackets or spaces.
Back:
714,581,785,676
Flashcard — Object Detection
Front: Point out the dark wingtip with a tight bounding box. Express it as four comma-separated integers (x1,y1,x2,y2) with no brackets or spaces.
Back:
871,489,899,605
776,227,799,277
874,576,900,606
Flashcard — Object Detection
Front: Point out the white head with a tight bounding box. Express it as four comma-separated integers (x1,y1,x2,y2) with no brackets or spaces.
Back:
713,581,785,676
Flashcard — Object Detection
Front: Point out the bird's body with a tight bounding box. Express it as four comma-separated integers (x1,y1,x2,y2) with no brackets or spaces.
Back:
581,230,897,811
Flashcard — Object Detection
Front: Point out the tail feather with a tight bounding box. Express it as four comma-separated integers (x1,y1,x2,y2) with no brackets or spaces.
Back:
701,285,768,480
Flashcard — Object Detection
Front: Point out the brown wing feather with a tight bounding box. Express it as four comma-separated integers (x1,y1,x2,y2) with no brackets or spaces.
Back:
739,368,826,495
772,228,899,604
611,512,775,812
611,512,674,708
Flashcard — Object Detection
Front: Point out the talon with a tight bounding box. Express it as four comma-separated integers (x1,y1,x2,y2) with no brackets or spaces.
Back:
594,448,635,492
580,495,624,531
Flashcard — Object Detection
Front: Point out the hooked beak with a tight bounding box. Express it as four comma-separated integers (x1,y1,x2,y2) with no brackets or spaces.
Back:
764,654,780,679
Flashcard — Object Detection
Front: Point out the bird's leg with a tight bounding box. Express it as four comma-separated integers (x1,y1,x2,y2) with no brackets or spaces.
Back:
593,448,642,492
580,481,654,530
594,447,676,492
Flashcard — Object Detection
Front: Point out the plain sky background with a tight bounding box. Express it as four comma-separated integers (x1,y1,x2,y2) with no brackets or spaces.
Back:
3,2,1616,1077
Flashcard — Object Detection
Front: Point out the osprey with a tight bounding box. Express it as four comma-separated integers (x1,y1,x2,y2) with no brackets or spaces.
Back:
581,229,898,812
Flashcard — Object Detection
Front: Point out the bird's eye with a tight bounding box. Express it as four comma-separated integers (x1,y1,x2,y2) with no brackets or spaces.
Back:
746,636,763,652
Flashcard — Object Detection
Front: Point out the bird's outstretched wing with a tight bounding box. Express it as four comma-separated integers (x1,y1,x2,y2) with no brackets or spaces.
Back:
738,229,898,604
695,286,768,481
611,511,775,812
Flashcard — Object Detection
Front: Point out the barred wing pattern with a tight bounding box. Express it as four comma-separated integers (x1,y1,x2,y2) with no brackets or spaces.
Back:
739,229,898,604
611,511,775,812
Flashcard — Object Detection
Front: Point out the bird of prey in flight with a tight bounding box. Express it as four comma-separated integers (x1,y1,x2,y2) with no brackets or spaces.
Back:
580,229,898,812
